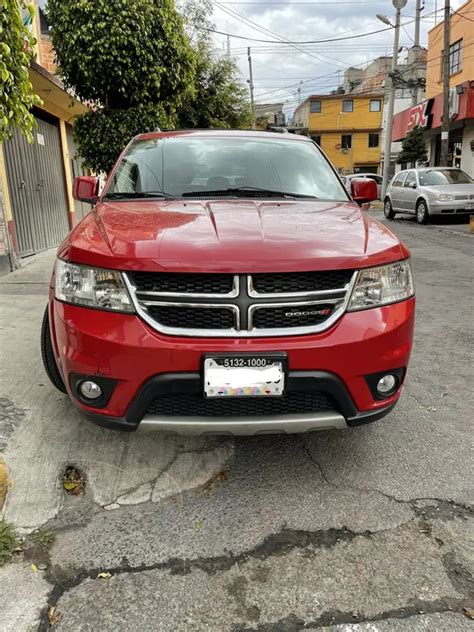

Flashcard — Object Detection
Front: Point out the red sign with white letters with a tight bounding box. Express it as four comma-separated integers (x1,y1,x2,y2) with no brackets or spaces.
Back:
405,98,434,132
391,81,474,141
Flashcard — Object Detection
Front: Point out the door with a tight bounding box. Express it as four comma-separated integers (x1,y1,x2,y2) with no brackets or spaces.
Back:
3,111,70,256
389,172,407,211
66,124,91,222
401,171,417,213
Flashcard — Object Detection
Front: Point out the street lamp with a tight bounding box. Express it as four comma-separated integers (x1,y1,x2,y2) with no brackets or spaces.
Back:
376,13,392,26
379,0,407,200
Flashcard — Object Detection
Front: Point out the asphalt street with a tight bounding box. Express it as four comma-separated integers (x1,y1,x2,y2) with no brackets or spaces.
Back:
0,212,472,631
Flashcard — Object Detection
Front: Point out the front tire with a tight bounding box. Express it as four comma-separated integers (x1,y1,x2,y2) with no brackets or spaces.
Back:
384,198,396,220
41,306,67,393
416,200,429,224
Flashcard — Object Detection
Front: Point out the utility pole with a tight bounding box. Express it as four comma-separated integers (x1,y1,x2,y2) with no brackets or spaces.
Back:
411,0,422,106
297,81,303,104
439,0,451,166
226,35,231,59
247,47,255,129
380,0,407,201
414,0,421,49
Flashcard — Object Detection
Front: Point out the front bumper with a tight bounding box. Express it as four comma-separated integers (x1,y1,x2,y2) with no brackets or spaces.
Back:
50,297,415,434
429,200,474,215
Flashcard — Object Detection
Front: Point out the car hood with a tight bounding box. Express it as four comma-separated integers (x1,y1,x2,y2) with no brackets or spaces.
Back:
60,199,408,272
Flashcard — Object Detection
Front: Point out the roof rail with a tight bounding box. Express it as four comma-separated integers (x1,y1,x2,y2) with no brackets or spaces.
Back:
266,126,289,134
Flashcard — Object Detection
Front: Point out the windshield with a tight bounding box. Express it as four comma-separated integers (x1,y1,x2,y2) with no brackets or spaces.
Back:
105,136,348,200
418,169,473,186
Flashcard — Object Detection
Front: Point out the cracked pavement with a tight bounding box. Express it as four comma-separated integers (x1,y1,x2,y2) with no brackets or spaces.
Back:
0,214,473,631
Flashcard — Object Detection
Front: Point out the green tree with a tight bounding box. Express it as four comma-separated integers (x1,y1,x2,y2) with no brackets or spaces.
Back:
0,0,42,142
178,0,251,130
397,126,428,167
46,0,196,172
178,48,252,129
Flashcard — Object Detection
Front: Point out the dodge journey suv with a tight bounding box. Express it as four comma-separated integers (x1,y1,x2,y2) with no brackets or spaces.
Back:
41,130,415,434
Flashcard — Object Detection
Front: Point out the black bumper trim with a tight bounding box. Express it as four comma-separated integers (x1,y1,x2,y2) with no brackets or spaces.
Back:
77,370,399,432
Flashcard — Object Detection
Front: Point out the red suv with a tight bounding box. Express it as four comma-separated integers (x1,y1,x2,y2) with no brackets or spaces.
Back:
41,130,415,434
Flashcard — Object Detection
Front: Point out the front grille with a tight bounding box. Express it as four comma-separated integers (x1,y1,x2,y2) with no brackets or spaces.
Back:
146,306,235,330
147,391,336,417
125,270,355,337
253,305,335,329
129,272,234,295
252,270,354,294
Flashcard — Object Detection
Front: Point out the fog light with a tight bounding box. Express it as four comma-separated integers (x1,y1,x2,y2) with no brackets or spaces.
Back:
376,374,397,395
79,380,102,400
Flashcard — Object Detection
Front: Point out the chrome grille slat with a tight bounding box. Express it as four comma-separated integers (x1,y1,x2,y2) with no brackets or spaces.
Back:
123,271,357,337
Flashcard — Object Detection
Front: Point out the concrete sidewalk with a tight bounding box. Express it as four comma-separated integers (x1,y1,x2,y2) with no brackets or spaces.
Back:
0,249,232,532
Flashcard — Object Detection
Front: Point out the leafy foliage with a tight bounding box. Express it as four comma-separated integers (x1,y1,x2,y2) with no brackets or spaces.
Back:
178,0,251,129
47,0,196,172
73,104,173,174
178,43,252,129
46,0,195,110
397,126,428,166
0,0,42,142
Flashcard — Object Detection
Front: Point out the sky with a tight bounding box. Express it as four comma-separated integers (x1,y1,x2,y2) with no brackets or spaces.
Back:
208,0,467,117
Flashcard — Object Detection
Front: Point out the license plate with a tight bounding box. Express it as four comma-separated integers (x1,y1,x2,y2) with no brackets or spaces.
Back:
204,355,286,398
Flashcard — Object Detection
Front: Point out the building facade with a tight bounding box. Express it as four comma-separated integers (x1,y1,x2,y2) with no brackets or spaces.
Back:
0,1,88,274
391,0,474,174
344,50,428,178
254,103,286,129
425,0,473,99
292,93,384,174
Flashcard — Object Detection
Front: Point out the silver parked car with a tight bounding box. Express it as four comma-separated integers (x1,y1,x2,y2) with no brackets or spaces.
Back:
342,173,383,199
384,167,474,224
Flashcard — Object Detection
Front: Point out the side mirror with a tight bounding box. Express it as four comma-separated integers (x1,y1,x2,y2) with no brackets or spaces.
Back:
350,178,378,205
73,176,99,204
410,181,417,189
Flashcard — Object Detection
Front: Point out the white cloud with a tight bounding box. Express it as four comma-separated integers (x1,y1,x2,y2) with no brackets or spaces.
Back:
210,0,467,116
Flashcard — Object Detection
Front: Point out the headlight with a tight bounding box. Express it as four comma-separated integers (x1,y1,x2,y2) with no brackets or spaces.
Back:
55,260,134,312
347,260,414,311
438,193,455,201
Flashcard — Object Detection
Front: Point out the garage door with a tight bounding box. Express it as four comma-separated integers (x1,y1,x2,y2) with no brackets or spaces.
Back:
3,111,70,256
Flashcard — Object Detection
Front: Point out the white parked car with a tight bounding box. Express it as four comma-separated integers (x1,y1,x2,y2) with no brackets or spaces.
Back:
384,167,474,224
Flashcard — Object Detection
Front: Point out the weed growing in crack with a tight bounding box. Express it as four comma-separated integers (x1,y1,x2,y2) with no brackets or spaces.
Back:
0,520,17,566
31,528,56,548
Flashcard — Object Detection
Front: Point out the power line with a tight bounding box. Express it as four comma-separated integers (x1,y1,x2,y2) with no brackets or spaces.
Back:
213,1,352,69
202,24,395,43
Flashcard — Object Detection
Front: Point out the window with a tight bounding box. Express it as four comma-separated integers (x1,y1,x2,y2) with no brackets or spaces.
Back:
311,135,321,146
341,134,352,149
391,172,406,187
342,99,353,112
404,171,416,188
310,100,321,113
370,99,381,112
107,136,349,201
441,39,463,77
418,169,473,186
368,133,379,148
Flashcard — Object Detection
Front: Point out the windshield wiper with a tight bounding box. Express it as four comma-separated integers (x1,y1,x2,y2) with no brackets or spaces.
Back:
181,186,317,199
102,191,174,200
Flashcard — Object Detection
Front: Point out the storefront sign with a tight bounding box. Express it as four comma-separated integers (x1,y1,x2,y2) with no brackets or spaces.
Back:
391,82,474,142
406,98,434,132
